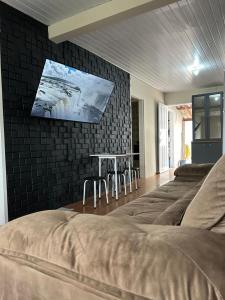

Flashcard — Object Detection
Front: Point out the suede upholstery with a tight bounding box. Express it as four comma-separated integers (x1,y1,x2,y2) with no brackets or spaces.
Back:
181,155,225,231
0,162,221,300
153,179,204,225
109,173,206,224
0,211,225,300
174,163,214,178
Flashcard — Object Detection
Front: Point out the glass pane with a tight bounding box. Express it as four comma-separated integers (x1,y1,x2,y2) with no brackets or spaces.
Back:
208,94,222,139
193,96,205,140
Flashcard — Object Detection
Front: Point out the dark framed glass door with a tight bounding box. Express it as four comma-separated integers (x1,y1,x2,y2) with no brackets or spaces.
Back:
192,95,206,140
192,92,223,141
207,93,223,140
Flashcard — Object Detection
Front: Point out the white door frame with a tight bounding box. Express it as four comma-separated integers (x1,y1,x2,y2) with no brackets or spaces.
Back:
0,47,8,224
158,103,169,173
168,110,175,168
138,99,145,177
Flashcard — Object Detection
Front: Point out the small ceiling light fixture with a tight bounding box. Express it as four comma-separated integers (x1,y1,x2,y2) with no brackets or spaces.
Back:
188,57,203,76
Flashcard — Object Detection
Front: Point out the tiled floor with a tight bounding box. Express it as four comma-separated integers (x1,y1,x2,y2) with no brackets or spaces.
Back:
65,169,175,215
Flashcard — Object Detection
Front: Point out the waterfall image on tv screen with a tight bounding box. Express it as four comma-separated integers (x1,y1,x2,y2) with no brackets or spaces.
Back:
31,59,114,123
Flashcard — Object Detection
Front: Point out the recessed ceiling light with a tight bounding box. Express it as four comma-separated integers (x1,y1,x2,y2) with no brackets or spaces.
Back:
188,57,203,76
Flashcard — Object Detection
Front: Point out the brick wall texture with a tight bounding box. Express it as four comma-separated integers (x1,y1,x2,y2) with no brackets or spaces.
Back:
0,3,131,220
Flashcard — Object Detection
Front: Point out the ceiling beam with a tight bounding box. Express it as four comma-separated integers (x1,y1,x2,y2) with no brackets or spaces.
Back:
49,0,177,43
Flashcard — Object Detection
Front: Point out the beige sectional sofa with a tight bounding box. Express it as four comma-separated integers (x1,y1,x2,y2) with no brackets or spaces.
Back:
109,163,213,224
1,160,225,300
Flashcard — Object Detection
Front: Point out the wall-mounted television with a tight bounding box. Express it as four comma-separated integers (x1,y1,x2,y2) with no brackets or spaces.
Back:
31,59,114,123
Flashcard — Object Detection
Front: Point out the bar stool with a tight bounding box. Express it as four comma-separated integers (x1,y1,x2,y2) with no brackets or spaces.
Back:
124,167,139,190
107,171,127,197
83,176,109,208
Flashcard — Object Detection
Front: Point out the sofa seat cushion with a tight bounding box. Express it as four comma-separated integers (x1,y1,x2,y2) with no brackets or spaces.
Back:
108,197,175,224
109,180,200,224
181,154,225,232
148,180,199,201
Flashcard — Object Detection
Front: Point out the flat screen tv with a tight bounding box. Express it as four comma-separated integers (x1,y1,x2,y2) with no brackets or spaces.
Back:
31,59,114,123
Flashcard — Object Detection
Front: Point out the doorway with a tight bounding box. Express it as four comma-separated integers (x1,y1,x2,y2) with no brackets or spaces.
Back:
175,104,192,164
131,101,139,168
184,120,192,163
131,98,145,177
158,103,192,172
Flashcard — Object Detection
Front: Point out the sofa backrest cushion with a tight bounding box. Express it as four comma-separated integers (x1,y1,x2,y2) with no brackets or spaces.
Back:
181,154,225,231
174,163,214,178
153,180,203,225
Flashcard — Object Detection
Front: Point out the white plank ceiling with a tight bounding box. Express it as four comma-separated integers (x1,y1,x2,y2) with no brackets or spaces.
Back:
72,0,225,92
2,0,225,92
1,0,111,25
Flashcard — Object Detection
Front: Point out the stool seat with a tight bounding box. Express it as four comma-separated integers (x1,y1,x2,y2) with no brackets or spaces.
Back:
107,170,124,175
83,176,108,208
124,167,139,171
84,176,105,181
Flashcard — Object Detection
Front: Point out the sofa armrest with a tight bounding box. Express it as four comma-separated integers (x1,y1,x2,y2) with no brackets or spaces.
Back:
174,163,214,178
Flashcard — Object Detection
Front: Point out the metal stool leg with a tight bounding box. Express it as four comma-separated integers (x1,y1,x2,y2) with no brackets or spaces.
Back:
133,170,138,190
118,175,121,193
137,169,140,187
103,179,109,204
94,180,97,208
98,178,102,199
83,180,88,206
107,173,111,190
137,168,140,179
112,174,115,198
124,169,128,182
98,179,102,199
122,174,127,196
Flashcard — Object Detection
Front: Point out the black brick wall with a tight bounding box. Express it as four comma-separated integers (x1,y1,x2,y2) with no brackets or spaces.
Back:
0,3,131,220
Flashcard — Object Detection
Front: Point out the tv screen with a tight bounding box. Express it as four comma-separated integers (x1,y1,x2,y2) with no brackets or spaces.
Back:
31,59,114,123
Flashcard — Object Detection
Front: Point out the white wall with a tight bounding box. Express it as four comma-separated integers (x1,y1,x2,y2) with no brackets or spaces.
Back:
130,76,164,177
165,85,224,105
0,50,8,224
